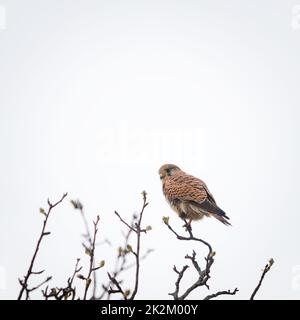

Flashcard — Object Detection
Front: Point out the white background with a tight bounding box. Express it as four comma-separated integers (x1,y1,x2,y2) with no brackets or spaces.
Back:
0,0,300,299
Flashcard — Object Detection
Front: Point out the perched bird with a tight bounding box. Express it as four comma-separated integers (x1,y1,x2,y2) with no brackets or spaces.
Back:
159,164,231,226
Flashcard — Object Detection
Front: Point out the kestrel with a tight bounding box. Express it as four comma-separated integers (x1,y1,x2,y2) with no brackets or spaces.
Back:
159,164,231,226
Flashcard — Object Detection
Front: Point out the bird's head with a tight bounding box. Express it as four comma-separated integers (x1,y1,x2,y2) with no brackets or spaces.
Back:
158,164,181,182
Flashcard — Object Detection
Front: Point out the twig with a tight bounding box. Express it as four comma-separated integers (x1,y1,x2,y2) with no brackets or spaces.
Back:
17,193,68,300
114,211,137,234
71,199,99,298
107,273,128,300
164,218,238,300
165,219,212,254
203,288,239,300
69,259,83,288
98,221,152,300
107,191,149,300
98,217,134,300
83,215,100,300
42,258,82,300
250,259,274,300
129,191,148,300
171,265,189,299
27,277,52,293
123,248,154,272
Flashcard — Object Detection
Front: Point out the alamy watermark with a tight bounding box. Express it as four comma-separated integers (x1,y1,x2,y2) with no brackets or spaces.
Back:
0,265,6,291
292,265,300,290
94,124,205,165
291,5,300,30
0,5,6,30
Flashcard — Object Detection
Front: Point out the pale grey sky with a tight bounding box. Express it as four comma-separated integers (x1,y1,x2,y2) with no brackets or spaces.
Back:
0,0,300,300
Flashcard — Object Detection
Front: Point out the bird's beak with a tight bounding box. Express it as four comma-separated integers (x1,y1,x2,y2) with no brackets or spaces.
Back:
159,174,164,180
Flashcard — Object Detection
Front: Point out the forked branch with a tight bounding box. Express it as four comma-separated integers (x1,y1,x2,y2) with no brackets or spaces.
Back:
108,191,149,300
163,217,237,300
17,193,68,300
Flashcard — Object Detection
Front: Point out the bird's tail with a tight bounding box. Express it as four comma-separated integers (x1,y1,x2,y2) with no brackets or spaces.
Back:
211,212,232,226
192,199,232,226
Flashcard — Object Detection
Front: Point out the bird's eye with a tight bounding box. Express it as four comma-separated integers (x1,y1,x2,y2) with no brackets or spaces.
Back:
166,168,171,175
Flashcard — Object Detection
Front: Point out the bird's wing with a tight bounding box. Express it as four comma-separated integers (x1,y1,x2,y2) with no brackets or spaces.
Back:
164,173,208,203
164,173,229,221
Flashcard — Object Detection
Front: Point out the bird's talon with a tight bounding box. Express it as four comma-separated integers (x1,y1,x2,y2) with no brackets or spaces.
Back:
182,219,192,232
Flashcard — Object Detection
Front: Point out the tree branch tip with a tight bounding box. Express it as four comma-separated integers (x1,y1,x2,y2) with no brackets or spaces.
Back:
250,258,275,300
32,270,45,275
203,287,239,300
162,216,170,225
268,258,274,267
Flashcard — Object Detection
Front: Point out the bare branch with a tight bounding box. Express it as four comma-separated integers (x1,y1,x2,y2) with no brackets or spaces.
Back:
203,288,239,300
165,219,215,300
185,250,201,273
71,199,100,297
164,218,228,300
42,258,82,300
97,217,134,300
129,190,148,300
105,191,149,300
250,259,274,300
169,265,189,299
28,277,52,293
107,273,128,300
163,218,212,254
17,193,68,300
114,211,138,234
31,270,45,275
83,215,100,300
122,248,154,272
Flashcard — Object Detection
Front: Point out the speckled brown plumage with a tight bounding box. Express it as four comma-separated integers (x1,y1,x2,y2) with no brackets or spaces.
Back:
159,164,231,226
